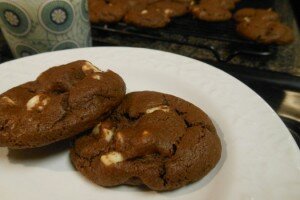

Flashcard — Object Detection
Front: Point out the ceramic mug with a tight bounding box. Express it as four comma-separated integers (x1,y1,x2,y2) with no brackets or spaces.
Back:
0,0,91,58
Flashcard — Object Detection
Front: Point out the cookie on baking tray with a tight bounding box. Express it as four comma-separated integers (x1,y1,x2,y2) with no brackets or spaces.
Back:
191,0,240,22
234,8,294,44
71,91,221,191
0,60,126,149
147,0,189,18
88,0,127,23
126,0,160,10
124,0,188,28
124,6,171,28
88,0,189,28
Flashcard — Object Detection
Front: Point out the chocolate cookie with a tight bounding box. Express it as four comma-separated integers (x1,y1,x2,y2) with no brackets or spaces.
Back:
0,61,126,149
147,0,189,18
88,0,127,23
124,0,188,28
191,3,232,22
234,8,294,44
71,91,221,191
191,0,239,22
124,6,171,28
201,0,236,10
126,0,159,10
234,8,279,22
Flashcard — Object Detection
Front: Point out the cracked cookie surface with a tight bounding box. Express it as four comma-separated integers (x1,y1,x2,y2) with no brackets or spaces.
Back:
0,60,126,149
71,91,221,191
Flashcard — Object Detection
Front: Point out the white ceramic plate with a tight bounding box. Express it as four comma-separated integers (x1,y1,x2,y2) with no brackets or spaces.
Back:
0,47,299,200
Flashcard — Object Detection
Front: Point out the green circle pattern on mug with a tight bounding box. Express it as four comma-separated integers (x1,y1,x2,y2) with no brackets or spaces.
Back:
38,0,74,34
52,40,79,51
0,2,31,36
15,44,38,57
80,0,89,22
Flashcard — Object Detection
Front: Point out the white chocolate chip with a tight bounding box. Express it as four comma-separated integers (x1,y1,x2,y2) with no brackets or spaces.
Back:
26,95,50,111
26,95,40,111
92,74,101,80
164,9,173,15
142,130,150,136
42,98,49,106
1,96,15,105
82,61,101,74
103,128,114,142
10,123,15,130
92,123,115,142
146,105,170,114
92,123,101,135
116,132,124,143
40,97,50,110
244,17,251,22
141,10,148,15
101,151,123,166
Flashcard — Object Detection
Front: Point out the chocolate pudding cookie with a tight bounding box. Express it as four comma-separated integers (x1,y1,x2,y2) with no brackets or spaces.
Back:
191,0,240,22
88,0,127,23
126,0,160,10
234,8,294,44
147,0,189,18
124,0,188,28
124,6,171,28
0,60,126,149
71,91,221,191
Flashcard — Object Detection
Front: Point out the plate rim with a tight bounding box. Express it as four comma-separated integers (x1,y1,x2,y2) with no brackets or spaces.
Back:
0,47,299,199
0,46,296,146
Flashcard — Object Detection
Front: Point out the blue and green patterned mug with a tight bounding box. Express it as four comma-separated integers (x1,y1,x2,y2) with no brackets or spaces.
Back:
0,0,91,58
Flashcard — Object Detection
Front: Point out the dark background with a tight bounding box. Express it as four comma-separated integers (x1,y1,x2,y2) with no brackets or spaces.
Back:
290,0,300,27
